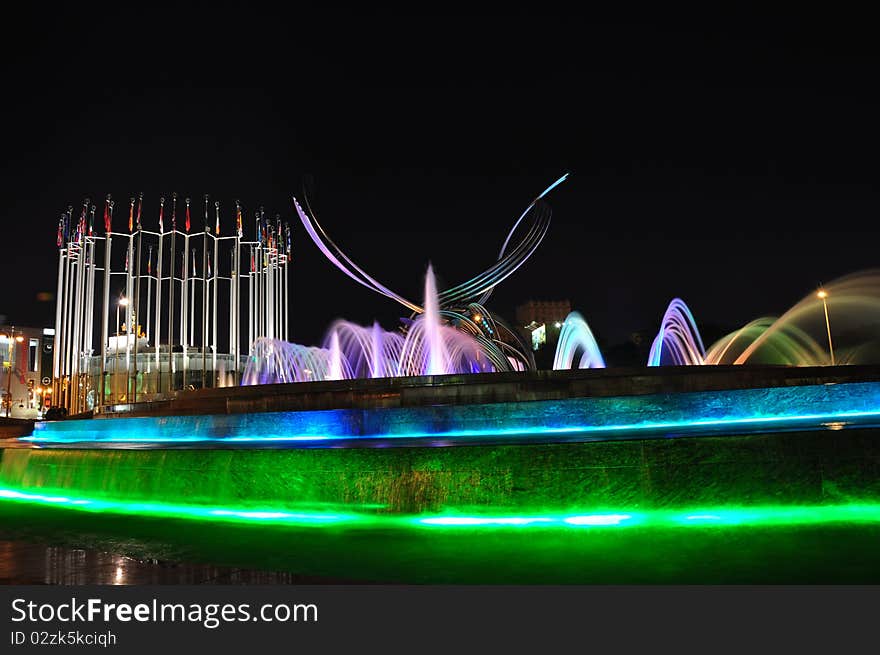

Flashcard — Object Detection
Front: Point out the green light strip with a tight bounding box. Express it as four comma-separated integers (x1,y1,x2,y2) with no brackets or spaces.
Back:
3,487,880,531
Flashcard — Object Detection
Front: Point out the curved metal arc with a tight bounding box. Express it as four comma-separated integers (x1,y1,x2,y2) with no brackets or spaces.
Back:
440,200,551,306
295,195,422,313
294,174,568,314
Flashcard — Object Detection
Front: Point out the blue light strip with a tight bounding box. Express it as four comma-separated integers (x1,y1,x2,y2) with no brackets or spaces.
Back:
22,407,880,446
22,380,880,446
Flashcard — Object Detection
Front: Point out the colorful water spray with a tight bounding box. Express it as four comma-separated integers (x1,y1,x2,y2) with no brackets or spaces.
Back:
647,299,705,366
551,271,880,370
552,312,605,370
242,265,494,384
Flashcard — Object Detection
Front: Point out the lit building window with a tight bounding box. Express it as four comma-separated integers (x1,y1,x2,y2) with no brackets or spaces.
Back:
28,339,39,372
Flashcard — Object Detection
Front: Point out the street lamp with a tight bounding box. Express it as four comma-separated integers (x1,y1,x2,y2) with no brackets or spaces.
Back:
817,289,835,366
4,328,24,417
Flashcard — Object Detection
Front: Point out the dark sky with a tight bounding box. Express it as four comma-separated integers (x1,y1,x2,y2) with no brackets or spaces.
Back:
1,8,878,347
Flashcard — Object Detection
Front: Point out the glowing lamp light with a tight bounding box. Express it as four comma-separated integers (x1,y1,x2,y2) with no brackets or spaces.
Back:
817,289,828,299
118,297,129,307
564,514,632,526
419,516,553,526
14,336,23,343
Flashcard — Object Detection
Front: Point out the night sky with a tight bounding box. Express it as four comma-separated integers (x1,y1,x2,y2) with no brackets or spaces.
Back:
1,8,877,350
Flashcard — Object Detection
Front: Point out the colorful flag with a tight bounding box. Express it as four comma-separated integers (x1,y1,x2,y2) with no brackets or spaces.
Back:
79,202,87,241
88,204,95,236
171,193,177,230
136,193,143,230
286,223,291,254
158,197,165,232
56,215,64,248
235,201,242,238
124,250,129,271
214,201,220,235
250,247,255,272
128,198,134,232
185,198,191,232
147,246,153,275
104,196,111,233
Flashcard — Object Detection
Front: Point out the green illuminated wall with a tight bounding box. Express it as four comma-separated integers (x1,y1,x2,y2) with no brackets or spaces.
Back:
4,427,880,514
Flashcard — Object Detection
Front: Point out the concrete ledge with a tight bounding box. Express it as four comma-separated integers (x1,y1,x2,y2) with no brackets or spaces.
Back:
0,418,35,440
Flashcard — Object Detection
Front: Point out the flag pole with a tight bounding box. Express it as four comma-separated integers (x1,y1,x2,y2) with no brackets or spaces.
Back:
166,193,177,393
229,248,234,385
248,244,254,356
53,217,66,405
234,200,242,383
62,207,73,412
182,197,190,388
132,192,143,403
155,197,164,390
201,194,209,389
125,197,134,402
70,199,87,414
212,200,220,382
85,203,98,406
189,250,195,360
145,245,152,371
100,197,112,407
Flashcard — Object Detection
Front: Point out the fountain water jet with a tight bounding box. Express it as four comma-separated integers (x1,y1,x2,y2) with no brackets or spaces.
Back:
423,264,447,376
648,299,706,366
242,266,493,385
242,338,353,384
553,312,605,370
327,330,344,381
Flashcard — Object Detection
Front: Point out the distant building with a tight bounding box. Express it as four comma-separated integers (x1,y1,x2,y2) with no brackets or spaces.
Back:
1,325,54,418
514,300,572,368
515,300,572,331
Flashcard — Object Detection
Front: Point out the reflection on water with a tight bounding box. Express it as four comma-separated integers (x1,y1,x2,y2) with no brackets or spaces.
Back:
0,540,332,585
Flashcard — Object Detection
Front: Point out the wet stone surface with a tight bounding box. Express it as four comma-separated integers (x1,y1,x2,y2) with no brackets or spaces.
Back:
0,539,351,585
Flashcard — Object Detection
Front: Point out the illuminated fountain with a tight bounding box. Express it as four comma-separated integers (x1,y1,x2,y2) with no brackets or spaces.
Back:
556,270,880,370
704,317,826,366
552,312,605,370
710,270,880,366
240,339,347,384
242,265,494,384
647,299,705,367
